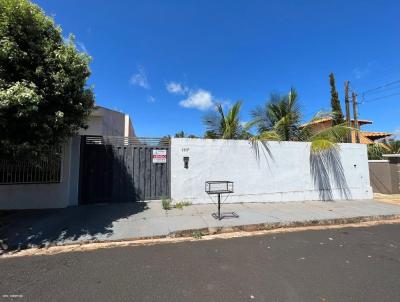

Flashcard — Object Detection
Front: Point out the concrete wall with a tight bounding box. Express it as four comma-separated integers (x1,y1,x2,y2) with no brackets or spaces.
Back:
171,138,373,204
369,156,400,194
79,106,135,137
0,137,81,210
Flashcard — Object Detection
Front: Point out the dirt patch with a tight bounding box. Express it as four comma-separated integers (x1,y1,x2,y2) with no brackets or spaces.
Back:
374,193,400,205
3,218,400,259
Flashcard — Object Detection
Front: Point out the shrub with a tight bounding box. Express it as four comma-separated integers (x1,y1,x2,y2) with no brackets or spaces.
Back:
161,197,172,210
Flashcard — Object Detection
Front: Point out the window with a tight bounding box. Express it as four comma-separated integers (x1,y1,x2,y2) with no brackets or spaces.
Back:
0,150,62,184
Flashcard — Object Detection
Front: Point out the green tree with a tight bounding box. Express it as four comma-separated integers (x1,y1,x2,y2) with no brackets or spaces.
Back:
249,87,352,153
174,131,185,138
174,131,197,138
329,73,344,125
368,140,400,160
250,87,301,141
0,0,94,157
203,101,246,139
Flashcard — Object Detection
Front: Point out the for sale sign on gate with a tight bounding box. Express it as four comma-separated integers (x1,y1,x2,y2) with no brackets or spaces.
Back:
152,150,167,163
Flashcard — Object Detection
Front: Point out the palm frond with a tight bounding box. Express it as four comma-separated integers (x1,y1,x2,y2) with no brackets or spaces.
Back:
310,139,337,153
310,123,354,143
203,101,246,139
387,140,400,153
367,143,384,160
253,130,281,141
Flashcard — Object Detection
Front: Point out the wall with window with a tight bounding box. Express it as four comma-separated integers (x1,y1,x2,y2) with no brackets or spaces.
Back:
170,138,373,204
0,137,81,209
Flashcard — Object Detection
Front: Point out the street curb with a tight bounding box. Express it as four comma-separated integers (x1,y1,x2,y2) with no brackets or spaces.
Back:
2,214,400,256
167,214,400,238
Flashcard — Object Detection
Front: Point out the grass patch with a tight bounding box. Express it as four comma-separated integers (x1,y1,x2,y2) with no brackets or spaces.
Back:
161,197,172,210
174,201,192,210
192,230,204,239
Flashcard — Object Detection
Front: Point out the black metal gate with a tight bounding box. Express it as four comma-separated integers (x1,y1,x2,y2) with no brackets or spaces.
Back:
79,136,170,204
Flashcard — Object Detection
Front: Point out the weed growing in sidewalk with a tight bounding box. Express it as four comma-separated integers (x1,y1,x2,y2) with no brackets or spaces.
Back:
174,201,192,210
192,231,204,239
161,197,172,210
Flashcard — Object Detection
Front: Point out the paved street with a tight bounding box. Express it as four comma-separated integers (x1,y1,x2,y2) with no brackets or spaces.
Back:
1,223,400,301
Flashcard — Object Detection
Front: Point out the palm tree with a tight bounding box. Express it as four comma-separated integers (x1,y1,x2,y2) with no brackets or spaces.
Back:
249,87,353,153
203,101,247,139
368,140,400,159
300,118,353,153
175,131,185,138
250,87,302,141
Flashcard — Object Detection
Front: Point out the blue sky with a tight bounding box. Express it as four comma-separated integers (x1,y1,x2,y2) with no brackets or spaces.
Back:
35,0,400,137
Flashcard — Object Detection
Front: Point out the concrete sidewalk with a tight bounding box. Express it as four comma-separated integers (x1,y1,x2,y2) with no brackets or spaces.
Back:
2,199,400,251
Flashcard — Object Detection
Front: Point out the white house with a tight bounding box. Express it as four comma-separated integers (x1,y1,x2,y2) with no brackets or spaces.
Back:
0,105,135,210
79,106,135,137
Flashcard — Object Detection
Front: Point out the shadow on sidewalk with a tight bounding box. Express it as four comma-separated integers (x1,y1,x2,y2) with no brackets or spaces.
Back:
0,202,148,252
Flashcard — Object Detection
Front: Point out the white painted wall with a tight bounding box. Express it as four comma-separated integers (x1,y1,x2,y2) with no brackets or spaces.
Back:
79,106,135,137
0,137,81,209
170,138,373,204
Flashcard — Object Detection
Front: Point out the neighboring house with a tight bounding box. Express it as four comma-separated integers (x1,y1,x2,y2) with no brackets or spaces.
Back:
0,105,135,210
300,117,391,144
79,105,135,137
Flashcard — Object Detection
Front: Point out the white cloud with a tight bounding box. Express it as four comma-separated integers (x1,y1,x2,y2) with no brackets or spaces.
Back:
76,41,88,54
62,36,89,54
147,96,156,103
218,99,232,108
179,89,214,111
353,62,375,79
130,66,150,89
166,81,188,95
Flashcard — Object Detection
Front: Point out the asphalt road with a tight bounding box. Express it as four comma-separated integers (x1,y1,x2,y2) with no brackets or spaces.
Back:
1,224,400,302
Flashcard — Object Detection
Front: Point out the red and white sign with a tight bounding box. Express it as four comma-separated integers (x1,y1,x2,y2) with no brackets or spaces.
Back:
152,150,167,163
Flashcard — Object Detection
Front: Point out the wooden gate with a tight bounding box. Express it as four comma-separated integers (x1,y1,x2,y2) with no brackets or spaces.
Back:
79,136,170,204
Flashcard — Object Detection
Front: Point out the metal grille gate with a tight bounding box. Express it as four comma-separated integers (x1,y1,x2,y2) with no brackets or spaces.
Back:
78,136,170,204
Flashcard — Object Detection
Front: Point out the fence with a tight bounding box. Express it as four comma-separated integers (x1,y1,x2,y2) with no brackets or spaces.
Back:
0,138,81,210
0,150,62,185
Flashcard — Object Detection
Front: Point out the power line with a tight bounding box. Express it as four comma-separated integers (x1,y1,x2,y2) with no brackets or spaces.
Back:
361,84,400,95
360,92,400,104
361,80,400,95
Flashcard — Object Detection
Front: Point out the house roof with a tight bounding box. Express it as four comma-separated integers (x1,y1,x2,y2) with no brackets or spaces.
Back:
362,131,392,138
349,131,392,144
351,131,373,144
300,116,373,128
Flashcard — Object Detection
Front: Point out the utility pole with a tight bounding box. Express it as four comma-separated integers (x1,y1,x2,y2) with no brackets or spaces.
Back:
344,81,351,142
352,92,360,143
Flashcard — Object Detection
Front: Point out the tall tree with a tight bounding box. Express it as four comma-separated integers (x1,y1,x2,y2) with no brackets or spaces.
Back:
203,101,246,139
344,81,351,125
329,73,344,125
249,87,352,153
344,80,351,142
0,0,94,157
250,87,302,141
